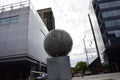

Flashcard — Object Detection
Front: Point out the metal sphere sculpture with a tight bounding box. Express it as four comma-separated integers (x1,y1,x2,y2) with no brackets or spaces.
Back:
44,29,73,57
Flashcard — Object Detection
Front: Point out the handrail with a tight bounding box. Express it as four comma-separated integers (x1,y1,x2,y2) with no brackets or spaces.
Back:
0,0,30,13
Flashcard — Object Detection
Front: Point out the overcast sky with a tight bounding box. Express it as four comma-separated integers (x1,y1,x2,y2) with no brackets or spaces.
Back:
0,0,97,67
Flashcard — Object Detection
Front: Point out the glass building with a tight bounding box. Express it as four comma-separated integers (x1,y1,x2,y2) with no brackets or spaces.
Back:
90,0,120,72
0,1,49,80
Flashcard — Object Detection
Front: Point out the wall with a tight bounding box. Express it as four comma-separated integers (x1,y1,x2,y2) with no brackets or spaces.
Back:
0,7,29,58
28,5,49,64
0,5,49,64
89,1,105,63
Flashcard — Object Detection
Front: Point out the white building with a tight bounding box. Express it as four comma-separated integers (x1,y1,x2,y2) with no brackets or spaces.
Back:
0,1,49,80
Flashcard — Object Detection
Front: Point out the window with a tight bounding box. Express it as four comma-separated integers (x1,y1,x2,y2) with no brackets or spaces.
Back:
0,15,18,25
112,10,120,16
0,18,9,25
99,1,120,9
105,21,112,27
102,12,108,17
115,30,120,37
108,30,120,38
105,19,120,27
108,31,115,38
102,10,120,18
116,20,120,26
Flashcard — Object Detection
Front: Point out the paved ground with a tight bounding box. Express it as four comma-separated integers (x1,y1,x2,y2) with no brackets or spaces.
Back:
72,72,120,80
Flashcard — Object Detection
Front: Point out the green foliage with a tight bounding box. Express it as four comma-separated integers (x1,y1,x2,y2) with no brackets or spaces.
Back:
74,61,88,73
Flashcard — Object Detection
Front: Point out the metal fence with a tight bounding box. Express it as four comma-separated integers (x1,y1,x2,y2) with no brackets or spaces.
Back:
0,0,30,13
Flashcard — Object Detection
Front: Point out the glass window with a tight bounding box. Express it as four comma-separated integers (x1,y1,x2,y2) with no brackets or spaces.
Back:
102,9,120,18
105,21,112,27
108,30,120,37
99,1,120,9
115,30,120,37
0,18,10,25
105,19,120,28
108,11,113,17
99,3,108,9
108,31,115,38
112,10,119,16
111,20,117,27
116,20,120,26
117,10,120,13
102,12,108,17
108,31,115,34
0,15,18,26
10,16,18,23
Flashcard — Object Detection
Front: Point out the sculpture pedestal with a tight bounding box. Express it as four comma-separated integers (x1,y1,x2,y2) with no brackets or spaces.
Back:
47,56,72,80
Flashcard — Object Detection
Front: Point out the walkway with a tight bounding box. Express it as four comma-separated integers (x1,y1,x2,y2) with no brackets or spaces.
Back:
72,72,120,80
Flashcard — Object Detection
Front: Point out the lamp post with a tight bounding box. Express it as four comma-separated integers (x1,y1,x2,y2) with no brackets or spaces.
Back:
83,38,89,66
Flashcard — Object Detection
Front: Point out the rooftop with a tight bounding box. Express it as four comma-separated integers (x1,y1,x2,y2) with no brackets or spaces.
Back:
0,0,30,13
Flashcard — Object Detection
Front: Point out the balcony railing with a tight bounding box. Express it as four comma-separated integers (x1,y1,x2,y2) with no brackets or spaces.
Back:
0,0,30,13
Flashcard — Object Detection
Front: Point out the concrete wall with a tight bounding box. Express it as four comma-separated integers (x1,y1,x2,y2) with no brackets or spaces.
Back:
28,6,49,63
0,6,49,63
89,1,105,62
0,7,29,58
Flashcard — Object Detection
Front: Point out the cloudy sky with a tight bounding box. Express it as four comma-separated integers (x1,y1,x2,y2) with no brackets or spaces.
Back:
0,0,97,67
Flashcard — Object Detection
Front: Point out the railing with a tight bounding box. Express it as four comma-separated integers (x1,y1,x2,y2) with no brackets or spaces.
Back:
0,0,30,13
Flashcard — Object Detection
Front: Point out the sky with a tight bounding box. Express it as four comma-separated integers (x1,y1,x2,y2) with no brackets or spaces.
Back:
0,0,97,67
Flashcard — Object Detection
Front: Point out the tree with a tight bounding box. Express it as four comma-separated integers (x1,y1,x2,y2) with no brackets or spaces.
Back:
74,61,88,73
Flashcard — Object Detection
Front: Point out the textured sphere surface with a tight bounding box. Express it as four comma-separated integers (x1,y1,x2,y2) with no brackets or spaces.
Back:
44,29,73,57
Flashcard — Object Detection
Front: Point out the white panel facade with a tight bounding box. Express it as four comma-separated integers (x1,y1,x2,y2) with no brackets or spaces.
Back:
89,1,105,62
0,4,49,63
28,6,49,63
0,7,29,58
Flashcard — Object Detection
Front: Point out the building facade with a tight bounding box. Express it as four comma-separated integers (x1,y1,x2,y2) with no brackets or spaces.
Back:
90,0,120,72
0,1,49,80
37,8,55,31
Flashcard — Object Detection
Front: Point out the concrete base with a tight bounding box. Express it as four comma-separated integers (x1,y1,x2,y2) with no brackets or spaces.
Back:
47,56,72,80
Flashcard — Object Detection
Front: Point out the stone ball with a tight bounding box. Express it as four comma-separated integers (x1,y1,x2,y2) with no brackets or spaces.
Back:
44,29,73,57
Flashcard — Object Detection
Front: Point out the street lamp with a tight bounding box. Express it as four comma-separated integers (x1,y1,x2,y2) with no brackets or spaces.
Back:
83,38,89,66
